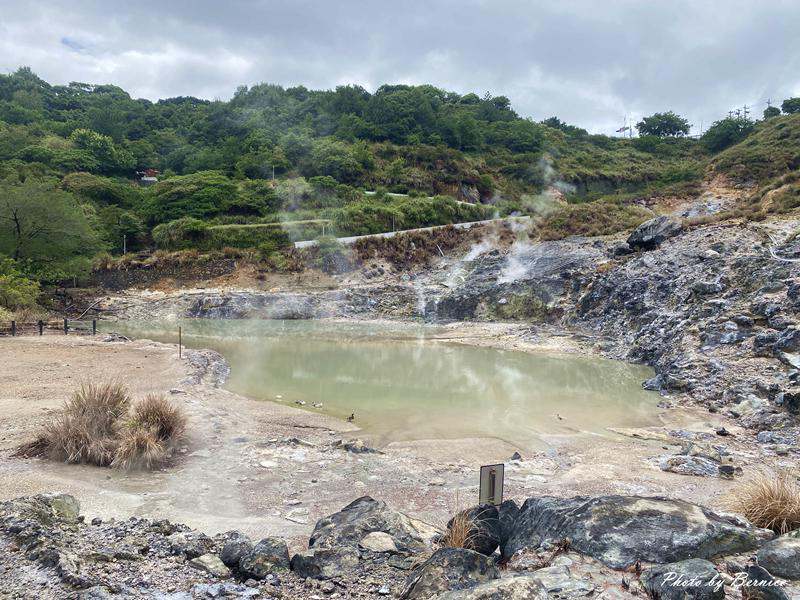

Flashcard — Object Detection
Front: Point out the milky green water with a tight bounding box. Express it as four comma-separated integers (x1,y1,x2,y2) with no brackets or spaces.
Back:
107,320,660,447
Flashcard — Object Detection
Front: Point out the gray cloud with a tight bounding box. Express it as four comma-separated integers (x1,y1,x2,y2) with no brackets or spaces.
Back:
1,0,799,133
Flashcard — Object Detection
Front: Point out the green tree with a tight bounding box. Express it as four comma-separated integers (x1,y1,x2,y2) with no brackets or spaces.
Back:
636,112,691,137
763,105,781,120
148,171,236,223
701,117,755,152
781,97,800,114
0,256,40,310
0,178,99,269
69,128,134,174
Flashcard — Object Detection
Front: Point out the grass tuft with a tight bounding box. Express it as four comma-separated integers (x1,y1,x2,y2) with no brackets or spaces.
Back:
15,382,187,471
726,469,800,534
130,394,187,444
440,510,479,550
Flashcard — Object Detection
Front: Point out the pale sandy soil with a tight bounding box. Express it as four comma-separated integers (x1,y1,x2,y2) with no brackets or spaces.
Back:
0,333,778,552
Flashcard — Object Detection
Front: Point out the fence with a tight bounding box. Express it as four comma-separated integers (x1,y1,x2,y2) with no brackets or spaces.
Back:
0,319,98,337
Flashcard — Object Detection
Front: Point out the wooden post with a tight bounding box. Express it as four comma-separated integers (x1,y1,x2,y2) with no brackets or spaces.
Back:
38,320,43,336
178,326,182,358
64,319,68,335
92,320,97,335
11,321,15,337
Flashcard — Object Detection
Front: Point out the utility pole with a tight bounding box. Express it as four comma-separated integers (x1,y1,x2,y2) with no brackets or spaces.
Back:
743,105,750,120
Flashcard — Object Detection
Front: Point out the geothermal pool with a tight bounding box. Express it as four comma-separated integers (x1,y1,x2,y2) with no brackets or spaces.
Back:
108,320,660,446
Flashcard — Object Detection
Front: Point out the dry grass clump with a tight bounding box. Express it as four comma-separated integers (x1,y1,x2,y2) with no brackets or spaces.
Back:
112,394,187,470
726,469,800,534
441,510,479,550
15,382,187,471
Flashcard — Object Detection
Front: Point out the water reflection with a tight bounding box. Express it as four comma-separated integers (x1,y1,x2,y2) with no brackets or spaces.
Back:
109,320,659,447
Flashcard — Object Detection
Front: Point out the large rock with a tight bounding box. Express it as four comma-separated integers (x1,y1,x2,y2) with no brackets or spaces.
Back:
291,496,439,580
757,532,800,580
167,531,214,559
737,565,790,600
188,553,231,578
641,559,724,600
307,496,440,554
497,500,520,556
401,548,500,599
239,537,290,579
524,565,595,597
0,493,81,527
359,531,399,553
627,216,683,250
290,546,360,580
659,454,721,477
218,532,254,569
502,495,772,569
446,504,502,556
431,573,549,599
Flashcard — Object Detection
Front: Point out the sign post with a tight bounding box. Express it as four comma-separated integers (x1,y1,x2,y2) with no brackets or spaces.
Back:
479,463,504,506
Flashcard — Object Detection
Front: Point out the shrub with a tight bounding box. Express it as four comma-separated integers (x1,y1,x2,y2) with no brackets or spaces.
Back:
40,382,131,466
702,117,756,153
148,170,237,223
16,382,187,471
152,217,209,250
111,428,166,470
0,257,40,310
129,394,187,444
112,395,186,470
781,97,800,114
205,223,292,250
727,469,800,534
537,199,651,240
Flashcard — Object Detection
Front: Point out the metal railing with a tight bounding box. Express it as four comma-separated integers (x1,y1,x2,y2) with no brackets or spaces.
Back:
1,319,98,337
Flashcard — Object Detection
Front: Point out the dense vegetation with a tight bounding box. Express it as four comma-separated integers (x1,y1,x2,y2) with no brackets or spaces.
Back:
0,65,799,315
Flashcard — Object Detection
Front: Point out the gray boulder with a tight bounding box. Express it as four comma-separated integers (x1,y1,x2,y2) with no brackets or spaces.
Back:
188,553,231,578
431,573,549,599
218,532,254,569
497,500,520,556
738,565,790,600
290,496,438,580
239,537,290,579
167,531,214,559
290,546,360,580
627,216,683,250
502,495,772,569
524,565,595,597
757,532,800,580
0,493,81,527
446,504,502,556
401,548,500,599
641,559,724,600
659,454,721,477
307,496,439,554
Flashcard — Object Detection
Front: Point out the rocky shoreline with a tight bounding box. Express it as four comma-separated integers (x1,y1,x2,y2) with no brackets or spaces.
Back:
2,490,797,599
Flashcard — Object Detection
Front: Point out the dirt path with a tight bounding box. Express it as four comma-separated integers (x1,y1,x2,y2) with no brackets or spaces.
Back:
0,334,776,552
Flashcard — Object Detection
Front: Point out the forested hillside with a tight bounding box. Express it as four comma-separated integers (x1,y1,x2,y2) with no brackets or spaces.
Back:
1,66,799,316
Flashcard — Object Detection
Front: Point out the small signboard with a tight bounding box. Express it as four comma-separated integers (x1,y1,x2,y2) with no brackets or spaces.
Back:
479,463,504,506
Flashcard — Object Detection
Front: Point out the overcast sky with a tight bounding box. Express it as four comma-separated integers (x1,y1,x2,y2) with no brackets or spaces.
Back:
2,0,799,134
